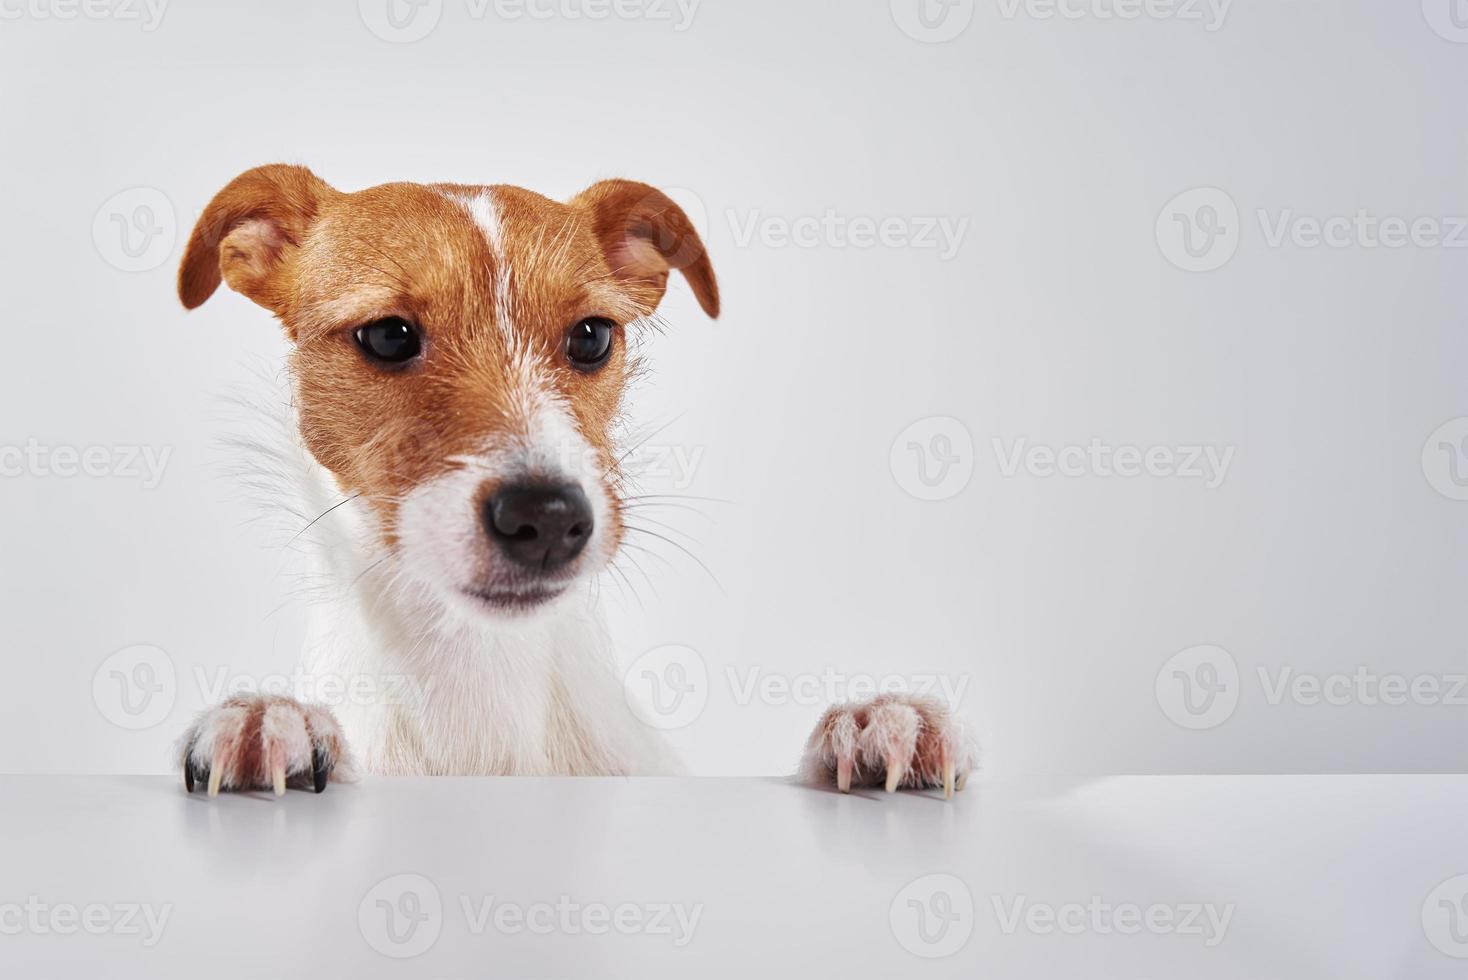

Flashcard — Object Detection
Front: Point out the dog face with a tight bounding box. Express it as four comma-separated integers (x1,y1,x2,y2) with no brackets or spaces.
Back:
179,165,718,618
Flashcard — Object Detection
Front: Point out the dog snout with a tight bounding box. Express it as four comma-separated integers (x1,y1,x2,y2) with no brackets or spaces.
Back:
483,482,594,572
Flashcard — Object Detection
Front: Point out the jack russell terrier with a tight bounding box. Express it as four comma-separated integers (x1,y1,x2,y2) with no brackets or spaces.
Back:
173,165,977,798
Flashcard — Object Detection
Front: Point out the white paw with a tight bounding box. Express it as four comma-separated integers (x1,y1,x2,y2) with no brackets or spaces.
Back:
177,695,356,796
801,694,977,798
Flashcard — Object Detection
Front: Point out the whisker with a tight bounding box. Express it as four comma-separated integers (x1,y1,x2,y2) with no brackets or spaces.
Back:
620,500,718,522
622,493,733,505
350,555,392,592
603,560,645,612
356,238,413,279
287,493,362,547
621,525,725,594
610,413,687,473
613,545,663,600
623,514,702,547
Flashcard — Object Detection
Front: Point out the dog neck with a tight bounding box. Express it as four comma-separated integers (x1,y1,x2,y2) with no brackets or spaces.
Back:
233,379,673,776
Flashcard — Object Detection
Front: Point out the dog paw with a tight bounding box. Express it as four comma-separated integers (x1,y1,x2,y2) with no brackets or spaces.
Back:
800,694,977,798
177,695,356,797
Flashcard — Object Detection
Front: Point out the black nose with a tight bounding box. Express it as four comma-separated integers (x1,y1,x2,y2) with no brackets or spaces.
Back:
484,483,594,572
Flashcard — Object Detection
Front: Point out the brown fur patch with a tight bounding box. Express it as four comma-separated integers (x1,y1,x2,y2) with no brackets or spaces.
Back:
178,167,718,554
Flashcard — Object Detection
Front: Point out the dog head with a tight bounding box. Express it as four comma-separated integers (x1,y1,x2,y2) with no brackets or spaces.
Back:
179,165,718,618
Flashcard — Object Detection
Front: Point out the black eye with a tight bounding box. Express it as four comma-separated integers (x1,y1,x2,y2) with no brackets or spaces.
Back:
566,317,615,370
354,317,422,366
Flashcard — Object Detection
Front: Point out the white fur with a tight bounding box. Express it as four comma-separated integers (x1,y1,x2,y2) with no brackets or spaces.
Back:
293,428,675,777
453,188,517,340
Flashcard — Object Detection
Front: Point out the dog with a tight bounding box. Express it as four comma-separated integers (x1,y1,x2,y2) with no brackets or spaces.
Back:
173,165,976,797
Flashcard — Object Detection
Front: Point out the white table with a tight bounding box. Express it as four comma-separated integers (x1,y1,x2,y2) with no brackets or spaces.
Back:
0,775,1462,978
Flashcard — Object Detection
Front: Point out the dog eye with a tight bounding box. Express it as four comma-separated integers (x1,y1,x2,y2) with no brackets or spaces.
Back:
566,318,615,370
354,317,422,365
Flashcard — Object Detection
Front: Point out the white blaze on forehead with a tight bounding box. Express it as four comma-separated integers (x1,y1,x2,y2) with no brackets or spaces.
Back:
443,187,571,453
395,191,614,608
446,187,517,344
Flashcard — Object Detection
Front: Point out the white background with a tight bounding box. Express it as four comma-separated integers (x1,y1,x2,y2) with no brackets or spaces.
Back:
0,0,1464,777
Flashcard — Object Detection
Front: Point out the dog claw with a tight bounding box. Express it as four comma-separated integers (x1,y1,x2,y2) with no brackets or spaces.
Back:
955,772,967,792
312,749,329,793
802,694,976,799
836,757,852,793
207,759,223,798
271,764,287,797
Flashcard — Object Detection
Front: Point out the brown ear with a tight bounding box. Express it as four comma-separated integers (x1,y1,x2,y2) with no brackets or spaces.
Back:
178,164,335,313
573,180,719,318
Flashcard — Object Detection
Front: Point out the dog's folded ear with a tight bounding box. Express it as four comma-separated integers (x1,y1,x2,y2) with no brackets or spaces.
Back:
573,180,719,319
178,164,336,315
